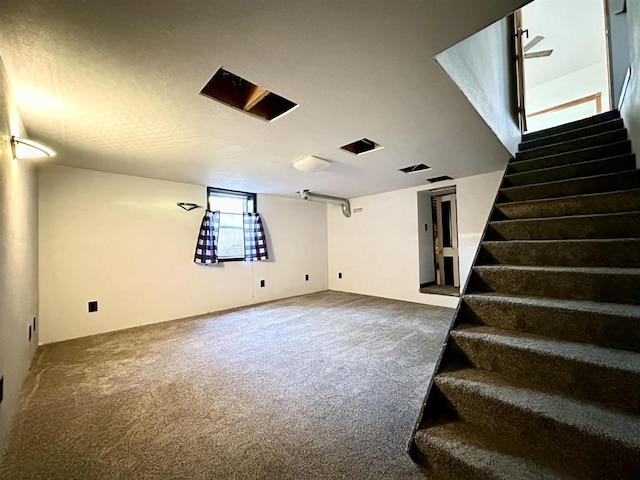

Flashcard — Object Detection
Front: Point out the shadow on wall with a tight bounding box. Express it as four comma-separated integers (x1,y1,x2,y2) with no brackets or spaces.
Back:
435,15,521,155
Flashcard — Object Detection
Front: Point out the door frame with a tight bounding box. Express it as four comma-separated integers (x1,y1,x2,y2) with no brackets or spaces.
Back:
434,193,460,288
514,9,528,133
513,0,614,133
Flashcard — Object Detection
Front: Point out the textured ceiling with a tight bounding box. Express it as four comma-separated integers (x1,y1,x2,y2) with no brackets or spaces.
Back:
523,0,609,88
0,0,528,198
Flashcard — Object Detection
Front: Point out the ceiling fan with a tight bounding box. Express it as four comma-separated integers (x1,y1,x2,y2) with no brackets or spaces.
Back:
524,35,554,59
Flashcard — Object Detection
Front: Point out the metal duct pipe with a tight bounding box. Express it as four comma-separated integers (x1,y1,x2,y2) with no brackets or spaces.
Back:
299,190,351,218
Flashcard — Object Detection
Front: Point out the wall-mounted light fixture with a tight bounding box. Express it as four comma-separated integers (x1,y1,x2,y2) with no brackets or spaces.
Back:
11,136,56,160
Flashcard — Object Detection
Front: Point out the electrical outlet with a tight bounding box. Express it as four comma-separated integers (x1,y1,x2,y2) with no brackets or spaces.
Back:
338,272,342,279
305,274,309,281
29,325,32,341
88,301,98,313
260,280,265,288
0,376,3,404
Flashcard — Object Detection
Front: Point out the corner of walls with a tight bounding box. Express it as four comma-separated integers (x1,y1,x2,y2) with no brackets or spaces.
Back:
327,169,505,309
0,57,39,452
38,165,329,344
620,0,640,168
435,15,521,156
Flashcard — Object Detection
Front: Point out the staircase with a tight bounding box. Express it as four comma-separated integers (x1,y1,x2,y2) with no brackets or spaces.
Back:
409,110,640,479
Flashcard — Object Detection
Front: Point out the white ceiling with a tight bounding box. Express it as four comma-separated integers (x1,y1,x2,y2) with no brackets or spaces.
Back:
0,0,529,199
522,0,608,88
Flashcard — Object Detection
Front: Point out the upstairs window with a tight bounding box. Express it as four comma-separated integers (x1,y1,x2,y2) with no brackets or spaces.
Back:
207,187,256,261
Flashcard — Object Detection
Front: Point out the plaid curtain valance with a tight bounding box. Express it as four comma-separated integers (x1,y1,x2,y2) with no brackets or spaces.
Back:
194,210,220,265
243,212,268,262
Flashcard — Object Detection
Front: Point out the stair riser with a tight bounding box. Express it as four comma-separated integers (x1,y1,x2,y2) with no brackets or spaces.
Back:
520,119,624,151
508,141,632,174
502,155,635,188
515,130,627,161
449,334,640,413
486,213,640,241
469,268,640,304
478,240,640,267
434,379,640,480
459,297,640,353
498,170,640,203
492,189,640,220
412,440,490,480
522,110,620,142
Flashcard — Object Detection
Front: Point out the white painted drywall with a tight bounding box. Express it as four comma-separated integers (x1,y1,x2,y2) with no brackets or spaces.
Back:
38,166,328,344
436,17,521,155
327,170,504,309
621,0,640,169
526,62,611,131
0,57,39,450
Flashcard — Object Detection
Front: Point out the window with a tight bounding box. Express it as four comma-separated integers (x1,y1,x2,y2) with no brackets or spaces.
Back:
207,187,256,261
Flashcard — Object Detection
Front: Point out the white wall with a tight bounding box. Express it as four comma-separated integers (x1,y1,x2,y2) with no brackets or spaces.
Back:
436,17,521,155
327,170,504,309
0,57,39,450
621,0,640,168
526,62,611,132
39,165,328,344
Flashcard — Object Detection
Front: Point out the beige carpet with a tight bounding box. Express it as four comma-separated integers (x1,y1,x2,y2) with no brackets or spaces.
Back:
0,291,453,479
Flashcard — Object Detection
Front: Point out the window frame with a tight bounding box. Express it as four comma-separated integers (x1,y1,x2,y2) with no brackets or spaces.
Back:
207,187,257,262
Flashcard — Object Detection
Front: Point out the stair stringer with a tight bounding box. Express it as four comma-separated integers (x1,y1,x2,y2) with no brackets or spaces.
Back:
406,162,509,458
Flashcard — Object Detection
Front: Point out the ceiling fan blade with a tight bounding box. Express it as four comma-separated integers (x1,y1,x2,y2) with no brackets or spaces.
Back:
525,49,553,59
523,35,545,52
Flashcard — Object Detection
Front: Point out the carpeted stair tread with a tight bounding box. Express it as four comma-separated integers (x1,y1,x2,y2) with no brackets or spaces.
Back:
486,211,640,240
414,421,565,480
519,118,624,151
470,265,640,304
507,141,632,174
492,188,640,220
434,367,640,480
450,324,640,412
460,293,640,352
435,368,640,447
498,169,640,202
502,154,634,188
478,238,640,267
515,129,627,161
522,110,620,142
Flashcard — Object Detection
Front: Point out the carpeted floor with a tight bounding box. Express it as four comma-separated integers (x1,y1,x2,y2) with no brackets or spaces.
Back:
0,291,453,479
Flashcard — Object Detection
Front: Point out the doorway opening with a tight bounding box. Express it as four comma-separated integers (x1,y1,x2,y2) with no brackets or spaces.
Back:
515,0,612,133
417,188,460,297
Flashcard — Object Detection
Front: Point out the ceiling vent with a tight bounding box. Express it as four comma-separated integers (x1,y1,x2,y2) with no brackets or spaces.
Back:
200,67,298,122
340,138,383,155
399,163,431,174
427,175,453,183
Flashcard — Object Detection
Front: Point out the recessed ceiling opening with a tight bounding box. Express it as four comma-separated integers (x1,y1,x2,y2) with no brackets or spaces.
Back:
340,138,383,155
400,163,431,174
200,67,298,122
427,175,453,183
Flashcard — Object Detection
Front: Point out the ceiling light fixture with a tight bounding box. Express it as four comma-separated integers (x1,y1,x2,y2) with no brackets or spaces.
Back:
11,136,56,160
292,156,331,173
